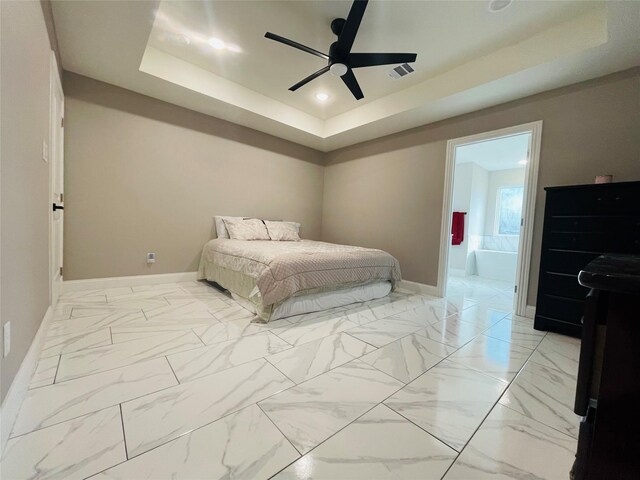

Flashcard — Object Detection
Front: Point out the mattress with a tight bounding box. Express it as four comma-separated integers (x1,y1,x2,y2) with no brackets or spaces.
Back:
197,239,401,321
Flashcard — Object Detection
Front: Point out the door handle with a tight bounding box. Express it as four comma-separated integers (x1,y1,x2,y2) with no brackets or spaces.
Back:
52,203,64,211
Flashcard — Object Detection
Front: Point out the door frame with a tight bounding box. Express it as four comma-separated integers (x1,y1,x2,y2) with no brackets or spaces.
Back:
436,121,543,317
49,51,64,305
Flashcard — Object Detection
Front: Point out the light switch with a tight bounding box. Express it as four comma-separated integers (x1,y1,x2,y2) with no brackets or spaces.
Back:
42,140,48,163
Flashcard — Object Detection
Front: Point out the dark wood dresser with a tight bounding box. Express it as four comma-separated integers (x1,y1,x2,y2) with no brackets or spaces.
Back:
571,254,640,479
534,181,640,336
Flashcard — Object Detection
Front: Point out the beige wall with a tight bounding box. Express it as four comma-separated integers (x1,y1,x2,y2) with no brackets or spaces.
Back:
63,73,325,280
0,1,54,402
322,69,640,305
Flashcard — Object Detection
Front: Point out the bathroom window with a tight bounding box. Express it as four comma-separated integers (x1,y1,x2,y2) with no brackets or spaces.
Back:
496,186,524,235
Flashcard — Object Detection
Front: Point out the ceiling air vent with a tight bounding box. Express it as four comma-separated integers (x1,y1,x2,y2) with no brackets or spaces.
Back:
388,63,415,79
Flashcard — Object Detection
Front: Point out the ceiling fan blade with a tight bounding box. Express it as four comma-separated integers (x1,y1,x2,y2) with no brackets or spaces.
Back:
348,52,417,68
341,68,364,100
265,32,329,60
289,66,331,91
337,0,368,54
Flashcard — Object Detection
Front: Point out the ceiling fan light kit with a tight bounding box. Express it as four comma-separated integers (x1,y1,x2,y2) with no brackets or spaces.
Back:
265,0,417,100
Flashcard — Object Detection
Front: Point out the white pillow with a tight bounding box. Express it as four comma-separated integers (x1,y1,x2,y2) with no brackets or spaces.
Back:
264,220,301,241
214,216,244,239
224,218,271,240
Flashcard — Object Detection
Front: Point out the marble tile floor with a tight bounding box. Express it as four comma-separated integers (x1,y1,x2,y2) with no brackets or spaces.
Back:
1,276,581,479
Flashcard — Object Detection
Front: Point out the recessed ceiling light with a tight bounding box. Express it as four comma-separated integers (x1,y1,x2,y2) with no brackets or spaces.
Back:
518,159,528,165
315,92,329,102
488,0,512,12
207,37,226,50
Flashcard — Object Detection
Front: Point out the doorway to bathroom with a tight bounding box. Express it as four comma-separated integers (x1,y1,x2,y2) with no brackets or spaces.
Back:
438,122,542,317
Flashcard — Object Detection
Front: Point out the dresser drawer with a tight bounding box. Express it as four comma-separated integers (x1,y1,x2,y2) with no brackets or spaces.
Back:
545,232,640,253
536,294,585,324
548,215,640,233
542,250,602,275
546,187,640,216
539,272,589,300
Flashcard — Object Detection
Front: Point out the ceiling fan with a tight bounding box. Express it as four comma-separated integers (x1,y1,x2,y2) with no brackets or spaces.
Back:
265,0,417,100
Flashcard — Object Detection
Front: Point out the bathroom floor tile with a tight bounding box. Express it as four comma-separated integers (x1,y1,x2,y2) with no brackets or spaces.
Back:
166,332,291,382
266,332,374,384
93,405,298,480
443,404,577,480
55,330,203,382
2,407,125,480
275,404,457,479
385,360,507,451
448,334,533,382
360,333,455,383
259,360,403,454
121,359,293,457
499,360,580,438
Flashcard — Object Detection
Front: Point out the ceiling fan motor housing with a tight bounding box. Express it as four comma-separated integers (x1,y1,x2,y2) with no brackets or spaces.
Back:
328,42,349,76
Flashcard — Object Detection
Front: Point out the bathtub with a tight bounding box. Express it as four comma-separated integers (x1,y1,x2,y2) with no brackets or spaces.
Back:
474,249,517,282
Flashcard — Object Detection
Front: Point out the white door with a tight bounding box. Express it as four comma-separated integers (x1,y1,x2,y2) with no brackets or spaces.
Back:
50,53,64,305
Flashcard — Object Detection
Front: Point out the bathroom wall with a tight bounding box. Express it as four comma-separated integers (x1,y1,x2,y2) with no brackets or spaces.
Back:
449,162,489,275
481,168,526,252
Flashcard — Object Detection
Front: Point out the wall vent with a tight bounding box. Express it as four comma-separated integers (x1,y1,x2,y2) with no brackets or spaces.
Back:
388,63,415,79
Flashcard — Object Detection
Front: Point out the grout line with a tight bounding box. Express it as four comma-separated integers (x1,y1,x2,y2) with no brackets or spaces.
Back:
119,403,130,461
51,353,62,385
164,356,181,384
257,403,302,456
437,337,539,478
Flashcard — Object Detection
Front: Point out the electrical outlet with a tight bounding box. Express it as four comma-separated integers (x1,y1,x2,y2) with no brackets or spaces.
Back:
3,322,11,357
146,252,156,264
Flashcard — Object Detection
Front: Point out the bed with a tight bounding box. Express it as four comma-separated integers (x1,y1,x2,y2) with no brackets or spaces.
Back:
198,238,402,322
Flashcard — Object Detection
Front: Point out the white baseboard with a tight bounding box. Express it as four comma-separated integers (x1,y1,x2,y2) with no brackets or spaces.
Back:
525,305,536,319
397,280,440,297
1,305,53,455
62,271,199,293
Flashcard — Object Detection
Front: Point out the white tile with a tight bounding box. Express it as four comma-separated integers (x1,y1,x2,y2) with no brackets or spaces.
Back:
167,332,292,382
360,333,455,383
93,405,298,480
70,306,141,319
55,331,203,382
346,318,423,348
2,407,126,480
272,315,358,346
275,404,456,479
29,355,59,389
40,328,112,357
385,360,507,451
417,316,485,348
448,335,533,382
210,302,257,322
266,332,375,384
484,316,546,349
457,304,511,328
500,361,580,438
143,302,217,320
193,316,288,345
444,404,577,480
110,318,221,343
121,359,293,457
259,360,403,454
47,310,146,336
529,332,581,379
389,302,459,326
12,358,177,437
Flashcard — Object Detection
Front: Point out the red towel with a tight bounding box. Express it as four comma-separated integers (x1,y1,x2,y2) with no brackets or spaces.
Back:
451,212,465,245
